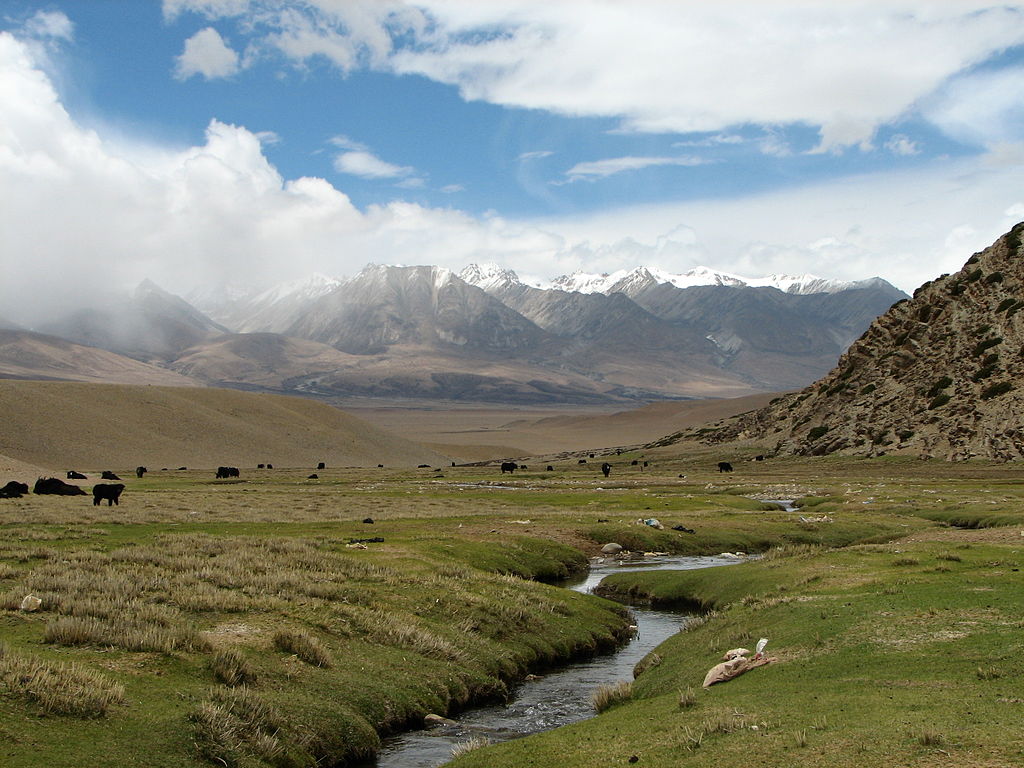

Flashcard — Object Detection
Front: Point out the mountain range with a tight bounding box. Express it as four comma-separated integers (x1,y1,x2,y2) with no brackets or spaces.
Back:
3,263,906,405
697,223,1024,460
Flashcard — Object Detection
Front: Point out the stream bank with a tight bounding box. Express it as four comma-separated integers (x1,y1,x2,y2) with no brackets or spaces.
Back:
372,554,741,768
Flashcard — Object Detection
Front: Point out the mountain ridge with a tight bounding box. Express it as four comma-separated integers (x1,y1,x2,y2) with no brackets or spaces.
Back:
697,223,1024,460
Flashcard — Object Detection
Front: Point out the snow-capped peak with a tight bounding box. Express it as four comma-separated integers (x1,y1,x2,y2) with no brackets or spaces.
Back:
459,263,523,293
550,265,876,296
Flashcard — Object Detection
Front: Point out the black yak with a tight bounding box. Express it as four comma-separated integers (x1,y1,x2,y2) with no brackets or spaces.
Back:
33,477,87,496
92,483,125,506
717,462,733,473
500,462,518,474
0,481,29,498
101,471,120,481
215,466,240,479
66,470,87,480
135,466,147,479
601,462,612,478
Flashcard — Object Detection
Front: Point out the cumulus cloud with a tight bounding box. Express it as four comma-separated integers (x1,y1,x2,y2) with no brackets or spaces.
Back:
564,155,706,182
174,27,240,80
2,27,1023,333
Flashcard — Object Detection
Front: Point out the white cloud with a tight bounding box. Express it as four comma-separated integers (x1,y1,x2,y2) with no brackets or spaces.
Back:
24,11,74,41
564,155,705,182
174,27,240,80
672,134,743,148
163,0,251,20
440,183,464,193
333,149,414,179
924,65,1024,147
2,28,1023,333
518,150,553,160
389,2,1024,152
157,2,1024,151
885,134,920,156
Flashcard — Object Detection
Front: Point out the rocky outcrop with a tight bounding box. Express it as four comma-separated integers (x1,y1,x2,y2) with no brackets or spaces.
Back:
703,223,1024,461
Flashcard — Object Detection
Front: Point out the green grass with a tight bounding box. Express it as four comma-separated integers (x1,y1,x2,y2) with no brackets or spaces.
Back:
451,539,1024,767
4,454,1024,767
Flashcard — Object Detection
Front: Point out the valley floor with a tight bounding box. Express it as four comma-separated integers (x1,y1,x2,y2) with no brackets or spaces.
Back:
2,447,1023,767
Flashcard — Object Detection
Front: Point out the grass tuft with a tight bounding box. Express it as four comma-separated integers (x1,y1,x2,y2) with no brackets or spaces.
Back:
678,686,698,709
451,736,492,758
592,680,632,712
210,648,258,687
273,629,333,668
0,641,125,717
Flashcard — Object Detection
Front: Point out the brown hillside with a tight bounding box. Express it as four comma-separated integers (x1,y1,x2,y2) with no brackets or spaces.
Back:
0,381,450,471
701,223,1024,460
0,330,200,387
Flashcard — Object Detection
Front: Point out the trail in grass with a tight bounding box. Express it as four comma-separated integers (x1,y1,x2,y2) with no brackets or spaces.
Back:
372,554,741,768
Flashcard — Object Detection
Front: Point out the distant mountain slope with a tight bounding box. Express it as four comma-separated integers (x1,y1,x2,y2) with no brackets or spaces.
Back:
0,329,201,387
0,380,448,469
287,264,551,355
38,280,229,361
9,260,906,404
702,223,1024,460
169,333,362,390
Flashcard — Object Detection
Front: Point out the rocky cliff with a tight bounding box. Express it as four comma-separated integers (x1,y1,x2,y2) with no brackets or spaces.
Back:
704,223,1024,460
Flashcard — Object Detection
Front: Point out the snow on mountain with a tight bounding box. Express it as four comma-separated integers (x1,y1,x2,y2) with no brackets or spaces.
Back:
459,263,523,293
552,265,883,296
250,273,344,305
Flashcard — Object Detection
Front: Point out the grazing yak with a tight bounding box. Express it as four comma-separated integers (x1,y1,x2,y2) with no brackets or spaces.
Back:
135,466,147,479
500,462,518,474
101,471,121,481
33,477,87,496
0,481,29,498
717,461,734,473
215,466,240,479
546,465,554,471
66,470,87,480
93,483,125,506
308,474,318,479
317,462,326,470
601,462,612,478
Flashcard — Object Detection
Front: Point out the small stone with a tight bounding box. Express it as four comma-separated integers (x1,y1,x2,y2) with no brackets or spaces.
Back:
20,595,42,612
423,713,457,726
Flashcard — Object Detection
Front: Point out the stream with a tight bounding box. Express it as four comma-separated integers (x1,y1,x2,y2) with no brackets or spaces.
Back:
372,554,743,768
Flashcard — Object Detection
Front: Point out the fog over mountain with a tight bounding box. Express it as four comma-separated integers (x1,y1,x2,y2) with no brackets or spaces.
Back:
3,260,906,405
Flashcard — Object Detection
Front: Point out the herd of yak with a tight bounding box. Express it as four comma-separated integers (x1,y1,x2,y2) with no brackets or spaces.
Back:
0,458,743,507
0,461,333,506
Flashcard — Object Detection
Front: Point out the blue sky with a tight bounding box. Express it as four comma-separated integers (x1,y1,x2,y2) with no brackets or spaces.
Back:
2,1,1024,320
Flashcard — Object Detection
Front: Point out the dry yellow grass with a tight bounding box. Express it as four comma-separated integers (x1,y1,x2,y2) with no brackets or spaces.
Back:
348,391,783,460
0,380,450,470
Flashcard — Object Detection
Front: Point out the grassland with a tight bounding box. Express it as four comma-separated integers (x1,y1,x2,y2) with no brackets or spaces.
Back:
2,446,1024,767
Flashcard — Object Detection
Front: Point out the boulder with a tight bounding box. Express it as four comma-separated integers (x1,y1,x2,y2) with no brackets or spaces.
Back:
601,542,623,554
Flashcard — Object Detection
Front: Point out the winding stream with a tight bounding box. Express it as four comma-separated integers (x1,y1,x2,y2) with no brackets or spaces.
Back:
372,554,742,768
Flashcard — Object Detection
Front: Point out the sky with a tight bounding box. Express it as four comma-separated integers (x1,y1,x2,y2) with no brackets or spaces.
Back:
2,1,1024,323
